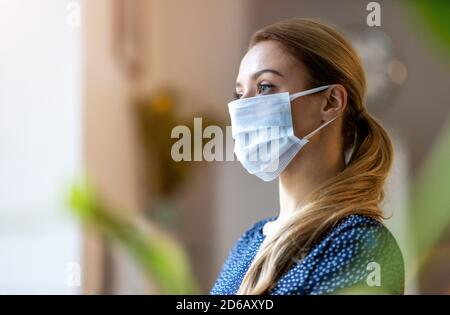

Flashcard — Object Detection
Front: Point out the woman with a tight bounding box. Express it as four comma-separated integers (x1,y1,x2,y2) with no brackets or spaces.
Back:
210,18,404,295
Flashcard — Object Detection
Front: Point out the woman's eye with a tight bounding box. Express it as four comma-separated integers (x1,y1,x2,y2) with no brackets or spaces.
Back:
257,83,275,95
233,84,275,100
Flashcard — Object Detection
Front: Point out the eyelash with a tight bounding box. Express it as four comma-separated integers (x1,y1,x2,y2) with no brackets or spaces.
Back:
234,83,276,99
257,83,275,95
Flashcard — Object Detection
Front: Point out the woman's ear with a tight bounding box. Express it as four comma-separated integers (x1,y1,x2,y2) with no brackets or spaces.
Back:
320,84,347,121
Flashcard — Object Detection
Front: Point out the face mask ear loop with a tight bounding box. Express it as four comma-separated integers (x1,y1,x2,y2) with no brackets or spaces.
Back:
303,116,338,141
289,85,332,101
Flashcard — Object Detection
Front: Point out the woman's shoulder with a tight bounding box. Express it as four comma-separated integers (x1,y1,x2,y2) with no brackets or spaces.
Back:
318,214,404,269
324,214,402,251
270,214,405,295
308,214,405,294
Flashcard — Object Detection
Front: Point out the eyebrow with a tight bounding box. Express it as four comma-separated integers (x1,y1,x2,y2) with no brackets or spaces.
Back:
235,69,284,87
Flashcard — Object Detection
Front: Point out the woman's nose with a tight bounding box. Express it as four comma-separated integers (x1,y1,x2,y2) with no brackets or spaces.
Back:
241,88,257,99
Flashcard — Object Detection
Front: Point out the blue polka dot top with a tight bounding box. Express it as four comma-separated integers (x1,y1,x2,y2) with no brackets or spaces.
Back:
210,214,404,295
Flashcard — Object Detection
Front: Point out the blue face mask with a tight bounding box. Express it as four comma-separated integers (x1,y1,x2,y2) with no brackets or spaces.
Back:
228,85,336,181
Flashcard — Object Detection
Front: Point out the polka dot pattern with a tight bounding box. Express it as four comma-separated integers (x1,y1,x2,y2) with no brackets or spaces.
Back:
210,214,404,295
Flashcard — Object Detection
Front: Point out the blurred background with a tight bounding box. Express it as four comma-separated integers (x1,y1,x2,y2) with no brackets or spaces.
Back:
0,0,449,294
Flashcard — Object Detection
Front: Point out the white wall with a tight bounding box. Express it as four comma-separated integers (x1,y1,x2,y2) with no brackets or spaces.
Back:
0,0,83,294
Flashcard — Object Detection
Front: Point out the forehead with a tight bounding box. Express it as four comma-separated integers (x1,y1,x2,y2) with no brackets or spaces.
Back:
237,40,298,80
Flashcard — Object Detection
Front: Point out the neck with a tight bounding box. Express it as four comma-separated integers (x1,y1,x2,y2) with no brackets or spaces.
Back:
277,135,344,221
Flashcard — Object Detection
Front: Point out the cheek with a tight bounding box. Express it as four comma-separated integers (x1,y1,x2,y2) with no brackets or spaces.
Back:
290,99,322,138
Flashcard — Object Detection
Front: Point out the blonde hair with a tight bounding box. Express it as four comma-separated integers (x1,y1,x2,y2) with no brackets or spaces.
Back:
237,18,394,295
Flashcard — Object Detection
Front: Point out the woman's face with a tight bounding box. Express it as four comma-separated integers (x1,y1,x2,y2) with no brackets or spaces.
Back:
235,40,328,140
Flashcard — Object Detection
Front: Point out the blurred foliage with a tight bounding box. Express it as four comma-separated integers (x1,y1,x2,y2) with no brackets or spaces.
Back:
409,0,450,62
134,88,223,198
67,180,199,294
67,89,224,294
407,0,450,291
417,243,450,294
134,89,188,198
411,122,450,271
